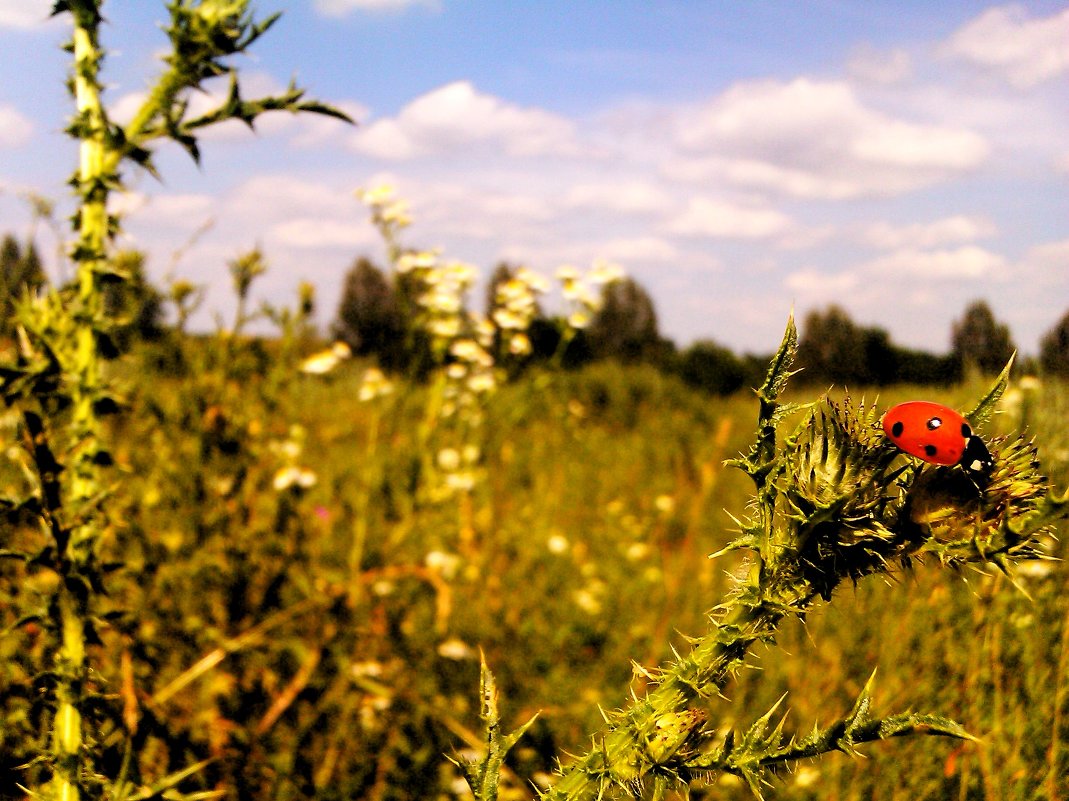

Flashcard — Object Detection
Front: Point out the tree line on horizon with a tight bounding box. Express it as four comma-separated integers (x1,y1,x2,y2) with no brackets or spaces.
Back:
3,233,1068,394
330,254,1069,393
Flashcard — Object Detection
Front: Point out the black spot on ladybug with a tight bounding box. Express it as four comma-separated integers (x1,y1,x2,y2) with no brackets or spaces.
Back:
924,444,938,457
961,423,971,437
926,416,942,430
891,421,904,437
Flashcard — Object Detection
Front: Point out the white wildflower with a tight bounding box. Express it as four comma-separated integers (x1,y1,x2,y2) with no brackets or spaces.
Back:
466,372,496,393
272,466,317,491
425,550,463,580
358,367,394,402
437,448,461,472
437,637,476,660
396,250,438,273
508,333,532,356
356,184,395,206
547,534,569,554
574,587,602,615
568,309,593,329
588,258,625,284
298,343,349,375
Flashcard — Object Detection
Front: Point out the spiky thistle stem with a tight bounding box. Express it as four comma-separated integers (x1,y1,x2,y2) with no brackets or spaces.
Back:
0,3,352,797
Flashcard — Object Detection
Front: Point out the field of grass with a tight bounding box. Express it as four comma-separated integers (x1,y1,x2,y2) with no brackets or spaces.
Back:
4,332,1066,800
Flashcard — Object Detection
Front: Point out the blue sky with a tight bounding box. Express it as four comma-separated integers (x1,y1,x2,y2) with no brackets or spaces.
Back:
1,1,1067,354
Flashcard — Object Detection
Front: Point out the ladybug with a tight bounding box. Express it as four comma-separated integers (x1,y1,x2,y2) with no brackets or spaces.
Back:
881,401,994,482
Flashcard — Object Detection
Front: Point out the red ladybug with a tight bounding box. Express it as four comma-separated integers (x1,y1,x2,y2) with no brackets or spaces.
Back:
881,401,993,481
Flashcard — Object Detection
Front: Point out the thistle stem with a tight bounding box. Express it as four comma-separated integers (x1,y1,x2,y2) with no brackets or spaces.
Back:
45,6,113,798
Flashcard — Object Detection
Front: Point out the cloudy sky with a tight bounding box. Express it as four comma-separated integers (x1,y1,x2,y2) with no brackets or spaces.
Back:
0,1,1066,354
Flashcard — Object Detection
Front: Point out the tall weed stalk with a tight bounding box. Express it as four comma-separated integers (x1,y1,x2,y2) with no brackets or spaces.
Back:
0,3,348,797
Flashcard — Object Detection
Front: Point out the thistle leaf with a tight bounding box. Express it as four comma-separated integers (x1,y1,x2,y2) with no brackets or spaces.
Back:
965,352,1015,428
457,654,539,801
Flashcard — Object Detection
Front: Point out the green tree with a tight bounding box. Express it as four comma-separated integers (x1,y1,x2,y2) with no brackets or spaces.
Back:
796,305,898,385
332,256,406,367
676,339,748,395
585,276,666,363
1039,309,1069,377
0,234,46,337
951,300,1016,376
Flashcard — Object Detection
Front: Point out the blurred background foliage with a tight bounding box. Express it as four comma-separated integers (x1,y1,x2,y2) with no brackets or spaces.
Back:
2,248,1068,798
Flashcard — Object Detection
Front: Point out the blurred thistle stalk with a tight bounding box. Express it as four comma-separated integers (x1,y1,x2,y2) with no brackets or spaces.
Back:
1,2,349,798
357,185,624,510
461,316,1068,801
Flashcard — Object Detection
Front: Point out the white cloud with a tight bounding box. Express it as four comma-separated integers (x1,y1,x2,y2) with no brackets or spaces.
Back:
228,175,355,219
786,268,859,295
0,0,52,28
849,120,988,169
563,181,672,215
114,192,216,228
596,236,679,263
669,78,989,199
666,197,795,240
943,5,1069,88
857,215,997,250
273,218,377,249
664,156,862,200
847,44,913,85
351,81,583,160
0,104,33,147
1015,238,1069,283
859,245,1007,279
313,0,440,16
409,182,557,240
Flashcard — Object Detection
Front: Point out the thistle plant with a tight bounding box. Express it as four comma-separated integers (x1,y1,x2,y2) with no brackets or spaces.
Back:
464,316,1068,801
0,2,348,798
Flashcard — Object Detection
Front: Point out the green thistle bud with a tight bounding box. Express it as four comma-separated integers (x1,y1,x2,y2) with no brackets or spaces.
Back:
906,434,1053,565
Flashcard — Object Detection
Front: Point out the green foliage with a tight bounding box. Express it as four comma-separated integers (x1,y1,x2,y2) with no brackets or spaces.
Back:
0,234,46,339
102,250,167,347
1039,309,1069,377
952,300,1016,377
675,339,757,396
585,277,667,363
796,304,959,386
5,313,1069,799
332,256,408,369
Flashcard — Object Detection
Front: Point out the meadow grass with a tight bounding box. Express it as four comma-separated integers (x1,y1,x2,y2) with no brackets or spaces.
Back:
6,333,1065,799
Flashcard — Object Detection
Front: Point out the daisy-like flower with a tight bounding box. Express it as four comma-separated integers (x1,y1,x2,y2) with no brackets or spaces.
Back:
437,637,477,661
396,250,438,274
508,333,532,356
358,367,394,402
298,341,351,375
589,258,625,285
568,309,593,330
356,184,395,206
272,466,317,492
466,372,496,394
